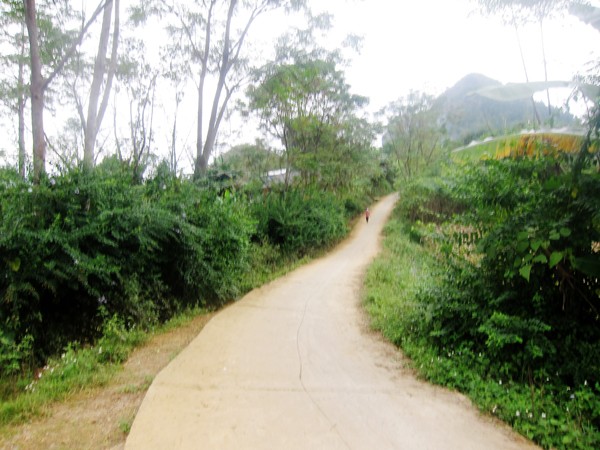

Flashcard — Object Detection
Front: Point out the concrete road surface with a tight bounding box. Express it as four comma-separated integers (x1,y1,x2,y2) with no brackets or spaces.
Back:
126,193,537,450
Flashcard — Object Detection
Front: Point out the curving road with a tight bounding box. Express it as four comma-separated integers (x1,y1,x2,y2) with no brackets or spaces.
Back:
125,193,537,449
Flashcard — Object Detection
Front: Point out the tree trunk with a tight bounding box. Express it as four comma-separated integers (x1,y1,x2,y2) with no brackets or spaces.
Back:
84,0,119,169
540,19,552,121
18,22,27,178
511,15,541,126
24,0,46,183
193,1,216,179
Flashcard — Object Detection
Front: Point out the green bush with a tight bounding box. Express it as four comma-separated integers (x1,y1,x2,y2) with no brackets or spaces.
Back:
251,188,347,255
0,164,254,365
367,140,600,448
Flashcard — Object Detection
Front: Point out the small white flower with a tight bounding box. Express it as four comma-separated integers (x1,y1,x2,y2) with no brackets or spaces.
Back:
499,380,502,385
541,413,547,419
492,405,497,414
515,410,520,417
584,380,588,386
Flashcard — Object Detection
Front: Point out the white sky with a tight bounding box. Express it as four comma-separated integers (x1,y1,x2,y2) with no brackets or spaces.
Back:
276,0,600,113
2,0,599,172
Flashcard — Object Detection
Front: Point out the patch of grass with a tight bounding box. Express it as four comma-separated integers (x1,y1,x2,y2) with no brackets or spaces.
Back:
0,344,118,426
0,308,195,427
121,376,153,395
363,219,435,346
119,417,133,434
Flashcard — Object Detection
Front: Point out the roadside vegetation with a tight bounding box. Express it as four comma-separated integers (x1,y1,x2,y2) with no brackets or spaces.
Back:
0,155,391,427
366,120,600,448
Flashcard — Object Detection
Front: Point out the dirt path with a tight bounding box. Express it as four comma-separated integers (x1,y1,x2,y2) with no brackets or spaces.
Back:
126,194,538,450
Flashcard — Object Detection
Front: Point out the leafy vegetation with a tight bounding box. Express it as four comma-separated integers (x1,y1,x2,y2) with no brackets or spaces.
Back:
366,122,600,448
0,139,385,424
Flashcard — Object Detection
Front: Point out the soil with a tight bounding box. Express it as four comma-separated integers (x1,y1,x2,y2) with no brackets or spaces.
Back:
0,313,214,450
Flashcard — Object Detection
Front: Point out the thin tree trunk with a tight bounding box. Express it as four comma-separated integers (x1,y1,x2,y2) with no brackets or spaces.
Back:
171,93,181,174
540,19,552,120
512,15,541,126
18,22,26,178
194,0,216,178
84,0,118,169
24,0,45,183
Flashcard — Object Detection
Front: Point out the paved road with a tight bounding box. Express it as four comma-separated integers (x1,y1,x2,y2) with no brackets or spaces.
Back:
126,194,537,449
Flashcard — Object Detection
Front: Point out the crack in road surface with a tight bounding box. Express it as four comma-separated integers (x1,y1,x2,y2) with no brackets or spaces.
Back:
125,194,538,450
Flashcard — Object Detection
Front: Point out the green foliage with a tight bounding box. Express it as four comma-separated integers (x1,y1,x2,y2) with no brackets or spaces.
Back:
383,91,447,181
251,188,348,256
247,55,376,192
0,164,254,364
366,134,600,448
0,308,146,426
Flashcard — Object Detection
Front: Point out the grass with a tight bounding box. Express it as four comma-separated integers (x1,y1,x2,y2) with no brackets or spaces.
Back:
0,308,201,427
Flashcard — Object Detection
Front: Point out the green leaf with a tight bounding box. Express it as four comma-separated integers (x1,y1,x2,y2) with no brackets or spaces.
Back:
517,231,529,241
559,227,571,237
533,254,548,264
530,239,542,251
519,264,532,282
517,240,530,252
8,258,21,272
549,230,560,241
549,252,563,268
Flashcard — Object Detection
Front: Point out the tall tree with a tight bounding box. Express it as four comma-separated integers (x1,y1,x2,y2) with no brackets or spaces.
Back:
138,0,306,179
382,91,445,181
114,36,159,181
247,55,372,191
0,3,28,176
83,0,119,169
22,0,109,181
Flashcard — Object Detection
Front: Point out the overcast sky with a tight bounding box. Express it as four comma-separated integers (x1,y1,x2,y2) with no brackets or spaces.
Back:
283,0,600,113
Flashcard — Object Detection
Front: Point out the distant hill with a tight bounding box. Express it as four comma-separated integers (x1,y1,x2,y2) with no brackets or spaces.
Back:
436,73,575,144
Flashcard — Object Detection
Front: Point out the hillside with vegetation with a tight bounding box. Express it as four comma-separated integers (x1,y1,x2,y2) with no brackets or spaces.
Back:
436,73,577,145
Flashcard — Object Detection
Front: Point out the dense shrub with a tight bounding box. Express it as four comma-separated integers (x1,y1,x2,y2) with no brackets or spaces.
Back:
381,145,600,448
0,164,254,368
395,177,464,224
251,188,348,255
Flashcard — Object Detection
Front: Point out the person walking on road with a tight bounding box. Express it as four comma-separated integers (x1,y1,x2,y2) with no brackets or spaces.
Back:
365,207,370,223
